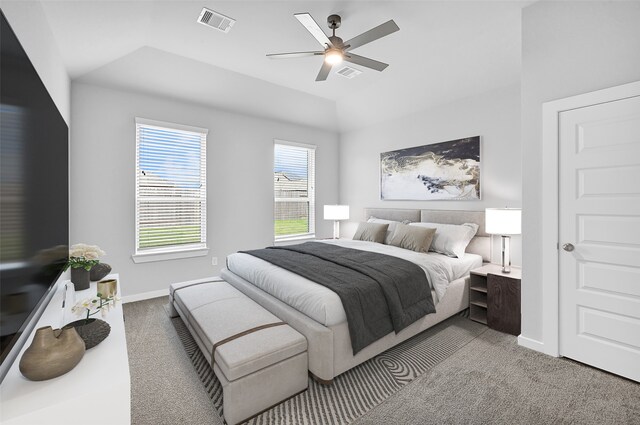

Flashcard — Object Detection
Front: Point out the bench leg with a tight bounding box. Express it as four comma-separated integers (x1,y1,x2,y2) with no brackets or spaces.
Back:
309,371,333,386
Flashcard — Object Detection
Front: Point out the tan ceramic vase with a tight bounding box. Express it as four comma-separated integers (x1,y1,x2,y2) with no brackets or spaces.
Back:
19,326,86,381
97,278,117,299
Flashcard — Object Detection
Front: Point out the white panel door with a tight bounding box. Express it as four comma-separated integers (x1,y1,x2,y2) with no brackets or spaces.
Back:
559,94,640,382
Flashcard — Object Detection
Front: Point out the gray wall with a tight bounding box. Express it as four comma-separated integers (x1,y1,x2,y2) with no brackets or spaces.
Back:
75,46,338,132
339,84,522,265
70,82,339,298
2,1,70,123
521,1,640,343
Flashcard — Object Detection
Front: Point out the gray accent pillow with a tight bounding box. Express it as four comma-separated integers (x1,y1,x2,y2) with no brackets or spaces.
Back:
388,223,436,253
353,222,389,244
367,217,412,244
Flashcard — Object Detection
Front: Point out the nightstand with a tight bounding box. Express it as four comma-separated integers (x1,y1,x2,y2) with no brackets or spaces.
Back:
469,264,521,336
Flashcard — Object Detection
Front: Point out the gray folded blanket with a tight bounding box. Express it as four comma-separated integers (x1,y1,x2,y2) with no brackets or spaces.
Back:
241,242,435,354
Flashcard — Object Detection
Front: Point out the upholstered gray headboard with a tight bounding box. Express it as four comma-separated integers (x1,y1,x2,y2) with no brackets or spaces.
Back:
364,208,421,223
363,208,490,262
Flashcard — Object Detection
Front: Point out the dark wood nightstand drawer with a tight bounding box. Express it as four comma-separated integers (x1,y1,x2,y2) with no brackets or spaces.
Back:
487,274,521,336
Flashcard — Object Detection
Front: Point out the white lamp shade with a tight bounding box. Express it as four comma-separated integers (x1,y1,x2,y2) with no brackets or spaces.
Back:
324,205,349,221
485,208,521,235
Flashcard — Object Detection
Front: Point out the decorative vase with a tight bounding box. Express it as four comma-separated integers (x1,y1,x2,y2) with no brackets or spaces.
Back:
71,267,90,291
90,263,112,281
64,318,111,349
97,279,118,299
19,326,85,381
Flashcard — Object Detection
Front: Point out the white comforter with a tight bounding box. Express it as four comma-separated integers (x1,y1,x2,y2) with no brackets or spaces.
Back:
226,239,482,327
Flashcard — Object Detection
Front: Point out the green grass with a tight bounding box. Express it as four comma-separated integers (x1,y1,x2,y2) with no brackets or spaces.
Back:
139,225,201,248
140,220,309,248
275,219,308,237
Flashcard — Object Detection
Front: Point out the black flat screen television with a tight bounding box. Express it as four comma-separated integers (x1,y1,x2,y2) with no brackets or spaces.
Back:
0,10,69,381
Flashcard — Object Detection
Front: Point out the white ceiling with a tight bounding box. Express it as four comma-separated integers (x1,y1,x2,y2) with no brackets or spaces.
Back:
37,0,524,130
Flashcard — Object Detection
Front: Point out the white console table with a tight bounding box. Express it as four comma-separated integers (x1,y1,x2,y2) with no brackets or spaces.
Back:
0,274,130,425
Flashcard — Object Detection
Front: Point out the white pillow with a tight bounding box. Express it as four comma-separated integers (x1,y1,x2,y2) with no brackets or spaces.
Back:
368,217,411,244
410,222,479,258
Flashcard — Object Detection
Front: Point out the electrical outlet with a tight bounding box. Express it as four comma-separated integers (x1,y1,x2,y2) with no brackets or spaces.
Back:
211,257,218,266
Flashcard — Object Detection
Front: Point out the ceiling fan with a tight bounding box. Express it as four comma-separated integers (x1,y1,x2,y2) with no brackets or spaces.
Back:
267,13,399,81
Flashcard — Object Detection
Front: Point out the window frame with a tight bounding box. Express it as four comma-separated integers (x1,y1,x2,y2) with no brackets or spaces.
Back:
273,139,316,243
132,117,209,263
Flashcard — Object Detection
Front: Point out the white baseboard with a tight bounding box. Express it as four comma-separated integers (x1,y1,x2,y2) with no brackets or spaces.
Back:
517,334,545,353
122,288,169,304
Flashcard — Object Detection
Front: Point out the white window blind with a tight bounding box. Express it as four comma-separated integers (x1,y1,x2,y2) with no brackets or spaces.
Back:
274,141,316,240
135,118,207,254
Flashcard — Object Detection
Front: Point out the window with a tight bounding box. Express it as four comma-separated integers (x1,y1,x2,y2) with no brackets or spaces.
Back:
133,118,208,262
274,141,316,241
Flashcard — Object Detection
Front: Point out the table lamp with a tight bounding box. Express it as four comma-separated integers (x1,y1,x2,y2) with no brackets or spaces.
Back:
485,208,521,273
324,205,349,239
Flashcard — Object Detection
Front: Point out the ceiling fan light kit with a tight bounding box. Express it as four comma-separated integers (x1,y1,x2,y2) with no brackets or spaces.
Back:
267,12,399,81
325,49,343,65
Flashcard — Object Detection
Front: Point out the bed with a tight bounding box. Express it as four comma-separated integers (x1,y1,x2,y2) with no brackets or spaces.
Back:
220,208,489,383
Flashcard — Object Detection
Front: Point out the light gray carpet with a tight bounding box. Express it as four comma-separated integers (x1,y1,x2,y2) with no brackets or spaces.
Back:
170,308,484,424
125,297,640,425
354,329,640,425
124,297,222,425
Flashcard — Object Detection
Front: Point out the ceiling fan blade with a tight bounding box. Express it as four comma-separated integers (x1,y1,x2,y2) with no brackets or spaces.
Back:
267,51,324,59
315,61,332,81
344,20,399,51
344,53,388,71
295,13,333,48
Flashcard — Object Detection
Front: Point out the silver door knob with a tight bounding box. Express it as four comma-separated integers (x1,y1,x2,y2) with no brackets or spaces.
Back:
563,243,575,252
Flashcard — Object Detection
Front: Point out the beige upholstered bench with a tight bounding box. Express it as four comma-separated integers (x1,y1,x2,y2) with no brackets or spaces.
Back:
169,278,308,425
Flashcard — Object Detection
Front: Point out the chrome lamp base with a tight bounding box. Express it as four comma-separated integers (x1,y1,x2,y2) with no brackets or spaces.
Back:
501,235,511,273
333,220,340,239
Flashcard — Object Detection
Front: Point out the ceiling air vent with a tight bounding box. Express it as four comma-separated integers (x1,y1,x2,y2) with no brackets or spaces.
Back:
197,7,235,33
336,66,362,79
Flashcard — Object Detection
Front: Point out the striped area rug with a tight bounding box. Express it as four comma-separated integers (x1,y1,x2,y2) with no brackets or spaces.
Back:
171,312,484,425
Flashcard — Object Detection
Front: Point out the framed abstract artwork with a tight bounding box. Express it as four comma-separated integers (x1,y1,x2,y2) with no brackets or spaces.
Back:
380,136,481,200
